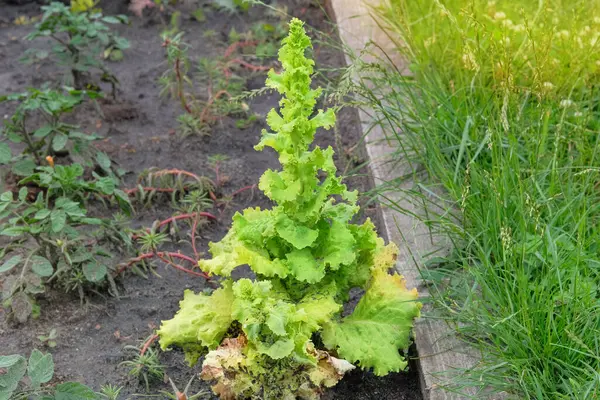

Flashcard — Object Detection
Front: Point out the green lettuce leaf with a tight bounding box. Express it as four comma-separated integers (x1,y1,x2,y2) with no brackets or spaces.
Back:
322,270,422,375
158,281,234,365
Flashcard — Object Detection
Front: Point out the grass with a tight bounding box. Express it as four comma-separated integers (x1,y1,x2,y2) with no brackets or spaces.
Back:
340,0,600,398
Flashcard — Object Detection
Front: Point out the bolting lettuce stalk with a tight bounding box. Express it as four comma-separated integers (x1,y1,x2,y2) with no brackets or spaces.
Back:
157,18,422,399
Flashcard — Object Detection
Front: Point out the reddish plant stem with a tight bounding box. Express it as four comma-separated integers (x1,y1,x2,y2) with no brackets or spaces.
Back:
115,252,155,275
156,212,217,230
224,40,259,58
230,184,256,197
140,334,159,356
191,216,199,259
155,252,210,279
200,90,231,123
228,59,271,72
175,58,193,114
124,186,182,195
116,251,210,279
144,168,205,182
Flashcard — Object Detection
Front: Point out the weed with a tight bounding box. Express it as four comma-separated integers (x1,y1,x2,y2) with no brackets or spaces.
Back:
179,190,213,214
121,338,165,392
163,376,208,400
0,165,132,321
136,228,169,253
176,113,209,137
37,327,58,348
159,31,266,136
23,2,129,96
0,87,103,175
98,383,124,400
0,349,97,399
126,167,214,207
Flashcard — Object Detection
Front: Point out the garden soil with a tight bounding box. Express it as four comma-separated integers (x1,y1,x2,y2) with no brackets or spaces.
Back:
0,1,422,398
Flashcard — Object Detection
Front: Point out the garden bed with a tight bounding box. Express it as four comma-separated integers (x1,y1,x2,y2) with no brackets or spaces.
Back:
0,1,421,398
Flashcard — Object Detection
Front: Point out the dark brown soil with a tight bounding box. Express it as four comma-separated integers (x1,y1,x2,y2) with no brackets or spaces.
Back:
0,1,422,399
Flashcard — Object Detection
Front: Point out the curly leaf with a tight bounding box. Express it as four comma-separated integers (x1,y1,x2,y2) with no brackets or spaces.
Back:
158,281,234,365
322,270,421,376
286,248,324,283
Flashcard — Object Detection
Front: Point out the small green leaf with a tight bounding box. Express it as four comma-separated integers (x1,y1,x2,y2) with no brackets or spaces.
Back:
95,152,111,170
28,349,54,388
54,382,98,400
0,354,26,399
0,255,22,273
82,262,107,282
0,142,11,164
34,209,51,220
79,217,103,225
101,16,121,24
0,191,13,202
33,125,53,138
56,198,85,217
12,159,36,176
113,189,132,216
50,210,67,232
18,187,28,201
0,226,28,237
108,49,124,62
52,134,68,151
30,255,54,277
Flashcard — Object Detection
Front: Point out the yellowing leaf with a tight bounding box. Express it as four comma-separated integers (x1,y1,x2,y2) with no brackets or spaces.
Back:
158,281,234,365
70,0,95,13
322,270,421,376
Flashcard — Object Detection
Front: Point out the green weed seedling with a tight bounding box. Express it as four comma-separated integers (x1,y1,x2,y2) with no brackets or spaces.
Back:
98,383,124,400
23,2,129,96
38,327,58,348
159,32,254,137
0,87,103,176
130,167,214,208
157,19,421,399
19,163,130,208
0,349,97,400
121,338,165,392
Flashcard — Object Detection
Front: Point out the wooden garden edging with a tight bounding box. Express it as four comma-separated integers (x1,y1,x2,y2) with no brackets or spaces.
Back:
325,1,484,399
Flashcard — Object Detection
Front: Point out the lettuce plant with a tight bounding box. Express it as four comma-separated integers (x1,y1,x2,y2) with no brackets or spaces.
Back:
157,19,421,399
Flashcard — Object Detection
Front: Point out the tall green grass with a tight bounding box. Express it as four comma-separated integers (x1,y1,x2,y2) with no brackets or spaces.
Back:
342,0,600,398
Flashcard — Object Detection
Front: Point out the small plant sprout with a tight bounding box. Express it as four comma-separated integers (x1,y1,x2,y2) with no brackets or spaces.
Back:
99,383,124,400
121,336,166,392
164,376,208,400
23,2,129,96
38,328,58,348
157,19,421,399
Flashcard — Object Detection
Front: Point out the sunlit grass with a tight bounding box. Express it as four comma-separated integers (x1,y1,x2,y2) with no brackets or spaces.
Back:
341,0,600,398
